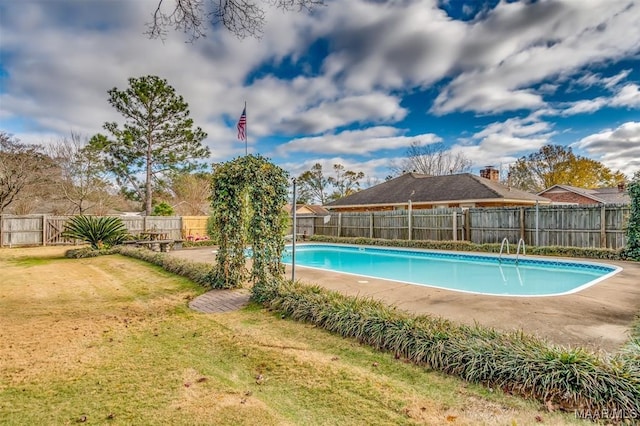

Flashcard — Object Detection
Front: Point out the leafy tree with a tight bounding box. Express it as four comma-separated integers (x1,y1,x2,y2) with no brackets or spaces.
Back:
63,215,128,250
328,164,364,201
624,171,640,260
296,163,366,204
88,75,209,216
389,141,472,177
508,144,626,192
47,132,113,214
0,132,56,213
147,0,323,41
152,201,175,216
297,163,330,205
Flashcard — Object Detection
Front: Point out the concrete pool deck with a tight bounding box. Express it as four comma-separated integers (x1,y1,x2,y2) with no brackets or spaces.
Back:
170,246,640,353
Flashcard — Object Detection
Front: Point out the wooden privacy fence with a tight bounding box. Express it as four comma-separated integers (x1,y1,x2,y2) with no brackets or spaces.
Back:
0,215,195,247
311,204,631,250
182,216,209,239
0,206,631,250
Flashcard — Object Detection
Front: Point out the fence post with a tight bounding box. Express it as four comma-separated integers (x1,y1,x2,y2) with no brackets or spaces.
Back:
519,207,525,242
42,214,47,247
464,209,471,242
452,210,457,241
407,200,412,241
369,212,374,238
600,205,607,248
337,213,342,238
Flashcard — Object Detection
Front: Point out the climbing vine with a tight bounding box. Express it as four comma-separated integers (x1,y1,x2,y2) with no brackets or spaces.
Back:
624,171,640,261
209,155,289,293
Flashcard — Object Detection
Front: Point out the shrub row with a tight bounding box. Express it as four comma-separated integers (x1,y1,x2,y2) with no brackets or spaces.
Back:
110,246,215,288
65,247,119,258
254,280,640,416
308,235,626,260
182,239,218,248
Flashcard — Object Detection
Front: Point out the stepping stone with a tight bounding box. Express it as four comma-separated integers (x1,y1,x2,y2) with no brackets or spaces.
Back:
189,289,250,313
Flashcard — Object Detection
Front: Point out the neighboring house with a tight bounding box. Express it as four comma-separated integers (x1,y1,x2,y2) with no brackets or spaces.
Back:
283,204,330,215
325,168,551,212
537,183,630,205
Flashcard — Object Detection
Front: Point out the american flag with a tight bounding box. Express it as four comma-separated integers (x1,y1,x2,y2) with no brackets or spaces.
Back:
237,106,247,141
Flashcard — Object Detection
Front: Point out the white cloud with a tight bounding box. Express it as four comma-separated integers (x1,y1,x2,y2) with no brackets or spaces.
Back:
1,0,638,184
611,84,640,108
454,116,555,168
472,116,553,140
559,83,640,116
318,0,464,92
561,98,608,116
278,93,407,135
574,122,640,176
432,0,640,114
277,126,441,156
573,69,631,90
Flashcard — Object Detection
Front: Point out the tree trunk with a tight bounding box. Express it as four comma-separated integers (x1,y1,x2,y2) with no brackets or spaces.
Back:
145,134,153,216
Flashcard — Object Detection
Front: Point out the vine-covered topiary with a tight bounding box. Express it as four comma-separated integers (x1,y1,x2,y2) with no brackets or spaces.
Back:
624,171,640,261
208,155,289,292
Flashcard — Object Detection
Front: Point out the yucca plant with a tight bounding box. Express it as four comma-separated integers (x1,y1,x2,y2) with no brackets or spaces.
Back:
63,215,128,250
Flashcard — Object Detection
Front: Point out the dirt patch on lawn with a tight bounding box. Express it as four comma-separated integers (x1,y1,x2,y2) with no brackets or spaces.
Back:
0,246,199,386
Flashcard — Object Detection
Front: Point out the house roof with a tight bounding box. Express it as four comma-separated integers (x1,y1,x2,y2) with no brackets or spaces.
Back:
283,204,330,215
538,184,630,204
302,205,330,215
326,173,550,208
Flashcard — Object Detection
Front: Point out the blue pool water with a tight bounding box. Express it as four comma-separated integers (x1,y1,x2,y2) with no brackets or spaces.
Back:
282,244,621,297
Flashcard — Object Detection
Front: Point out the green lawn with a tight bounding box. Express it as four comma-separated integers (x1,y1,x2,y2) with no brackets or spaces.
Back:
0,247,583,425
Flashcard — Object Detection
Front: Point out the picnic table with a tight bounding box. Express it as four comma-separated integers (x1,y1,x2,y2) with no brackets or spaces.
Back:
140,231,168,241
123,231,183,252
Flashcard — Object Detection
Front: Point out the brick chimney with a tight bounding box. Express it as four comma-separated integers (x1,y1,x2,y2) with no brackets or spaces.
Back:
480,166,499,182
618,182,626,192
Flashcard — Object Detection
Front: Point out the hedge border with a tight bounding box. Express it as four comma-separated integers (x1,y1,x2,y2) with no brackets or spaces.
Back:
309,235,628,261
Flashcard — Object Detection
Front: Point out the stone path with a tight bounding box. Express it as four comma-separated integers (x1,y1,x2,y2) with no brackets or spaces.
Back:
189,289,251,313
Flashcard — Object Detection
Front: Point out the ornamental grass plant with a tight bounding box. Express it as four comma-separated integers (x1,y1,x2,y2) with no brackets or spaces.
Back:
254,280,640,416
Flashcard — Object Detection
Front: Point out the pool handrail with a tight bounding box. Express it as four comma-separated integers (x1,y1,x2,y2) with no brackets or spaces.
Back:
516,238,526,264
499,237,510,263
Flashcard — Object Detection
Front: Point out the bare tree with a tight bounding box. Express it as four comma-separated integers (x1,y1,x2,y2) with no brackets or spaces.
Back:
390,141,472,177
47,132,114,214
169,172,212,215
327,164,364,201
0,132,55,214
297,163,329,205
146,0,323,41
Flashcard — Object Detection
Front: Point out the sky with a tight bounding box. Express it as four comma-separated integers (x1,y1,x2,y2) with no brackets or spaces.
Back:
1,0,639,185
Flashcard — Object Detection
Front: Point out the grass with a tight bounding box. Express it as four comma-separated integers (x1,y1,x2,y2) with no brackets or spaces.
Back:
0,246,586,425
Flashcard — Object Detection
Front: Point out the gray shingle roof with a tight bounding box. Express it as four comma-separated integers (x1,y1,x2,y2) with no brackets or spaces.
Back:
326,173,549,207
538,184,630,204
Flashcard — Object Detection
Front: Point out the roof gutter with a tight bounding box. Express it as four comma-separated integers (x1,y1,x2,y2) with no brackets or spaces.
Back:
326,198,551,210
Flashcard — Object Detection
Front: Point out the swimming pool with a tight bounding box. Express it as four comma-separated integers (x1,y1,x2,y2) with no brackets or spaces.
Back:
282,244,622,297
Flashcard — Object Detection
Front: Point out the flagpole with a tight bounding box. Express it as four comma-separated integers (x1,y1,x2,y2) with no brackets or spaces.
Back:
244,101,247,155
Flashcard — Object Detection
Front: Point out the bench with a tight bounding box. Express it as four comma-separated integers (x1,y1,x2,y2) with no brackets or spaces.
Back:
122,239,180,252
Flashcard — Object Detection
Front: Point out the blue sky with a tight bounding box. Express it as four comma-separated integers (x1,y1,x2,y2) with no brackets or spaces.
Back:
1,0,639,184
